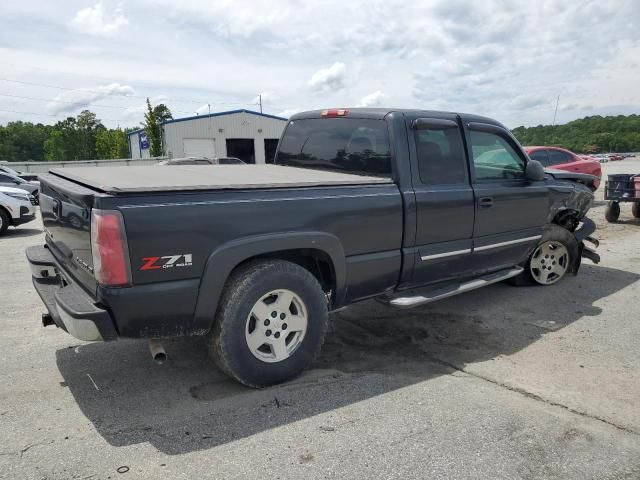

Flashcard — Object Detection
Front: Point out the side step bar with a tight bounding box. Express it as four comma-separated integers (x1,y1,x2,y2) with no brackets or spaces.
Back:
379,267,524,309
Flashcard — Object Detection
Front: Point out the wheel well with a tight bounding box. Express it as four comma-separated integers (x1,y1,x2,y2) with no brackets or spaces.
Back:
0,205,12,225
552,209,580,231
235,249,336,297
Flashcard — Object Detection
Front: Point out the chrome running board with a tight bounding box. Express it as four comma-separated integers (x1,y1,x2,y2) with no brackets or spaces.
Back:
380,267,524,309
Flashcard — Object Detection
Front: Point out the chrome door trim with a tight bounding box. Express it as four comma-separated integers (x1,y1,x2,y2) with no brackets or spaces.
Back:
420,248,471,261
474,235,542,252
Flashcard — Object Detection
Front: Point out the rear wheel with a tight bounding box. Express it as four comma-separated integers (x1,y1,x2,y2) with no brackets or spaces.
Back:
605,201,620,222
0,208,9,235
209,259,329,387
632,202,640,219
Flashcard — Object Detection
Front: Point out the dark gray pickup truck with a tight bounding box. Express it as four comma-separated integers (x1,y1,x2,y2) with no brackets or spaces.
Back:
27,108,599,387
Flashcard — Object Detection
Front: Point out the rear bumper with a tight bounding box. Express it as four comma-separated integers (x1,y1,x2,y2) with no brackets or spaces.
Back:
26,245,118,341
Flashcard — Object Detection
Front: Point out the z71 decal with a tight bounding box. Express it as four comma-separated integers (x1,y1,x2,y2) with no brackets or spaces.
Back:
139,254,193,271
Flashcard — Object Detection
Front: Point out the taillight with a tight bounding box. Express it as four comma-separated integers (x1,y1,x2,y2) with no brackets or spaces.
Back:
321,108,349,117
91,209,131,287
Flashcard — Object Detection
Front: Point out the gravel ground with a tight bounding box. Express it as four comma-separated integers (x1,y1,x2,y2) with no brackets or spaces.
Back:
1,160,639,479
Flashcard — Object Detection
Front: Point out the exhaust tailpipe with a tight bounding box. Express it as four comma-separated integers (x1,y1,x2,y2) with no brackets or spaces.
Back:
148,339,167,365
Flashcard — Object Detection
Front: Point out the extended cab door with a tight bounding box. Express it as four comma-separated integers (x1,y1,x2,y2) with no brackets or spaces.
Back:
464,121,549,273
406,114,475,286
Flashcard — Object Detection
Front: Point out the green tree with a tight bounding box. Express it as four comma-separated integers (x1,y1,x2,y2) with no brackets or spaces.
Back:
96,128,129,159
511,114,640,153
44,130,67,161
142,99,172,157
75,110,104,159
153,104,173,122
0,121,49,161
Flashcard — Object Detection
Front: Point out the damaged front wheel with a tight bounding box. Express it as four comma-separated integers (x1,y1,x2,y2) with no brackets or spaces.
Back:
510,224,578,286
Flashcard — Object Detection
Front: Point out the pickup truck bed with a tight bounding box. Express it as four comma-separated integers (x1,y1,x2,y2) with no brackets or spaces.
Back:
50,165,391,193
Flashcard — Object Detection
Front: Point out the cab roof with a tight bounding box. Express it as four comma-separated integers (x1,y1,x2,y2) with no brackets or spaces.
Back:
290,108,505,128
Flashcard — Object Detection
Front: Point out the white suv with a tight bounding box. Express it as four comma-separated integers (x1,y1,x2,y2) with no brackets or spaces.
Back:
0,186,37,236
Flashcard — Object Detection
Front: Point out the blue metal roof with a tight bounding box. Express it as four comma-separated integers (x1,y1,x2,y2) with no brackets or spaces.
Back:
127,109,287,137
162,109,287,125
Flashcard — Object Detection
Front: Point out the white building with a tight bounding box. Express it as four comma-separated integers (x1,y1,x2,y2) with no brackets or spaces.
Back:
128,109,287,164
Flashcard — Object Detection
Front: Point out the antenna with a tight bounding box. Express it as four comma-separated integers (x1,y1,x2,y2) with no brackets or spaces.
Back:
259,94,263,113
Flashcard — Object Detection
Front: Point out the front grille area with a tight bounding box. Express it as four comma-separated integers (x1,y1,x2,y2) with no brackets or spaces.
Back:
29,196,38,205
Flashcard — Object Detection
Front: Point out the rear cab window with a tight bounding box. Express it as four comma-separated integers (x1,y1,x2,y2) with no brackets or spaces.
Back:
275,118,392,177
413,122,467,185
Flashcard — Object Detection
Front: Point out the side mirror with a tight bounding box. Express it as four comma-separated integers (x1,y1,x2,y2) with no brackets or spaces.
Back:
13,180,21,184
525,160,545,181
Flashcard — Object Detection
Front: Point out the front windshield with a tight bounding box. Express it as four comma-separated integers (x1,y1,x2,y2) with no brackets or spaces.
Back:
1,166,20,177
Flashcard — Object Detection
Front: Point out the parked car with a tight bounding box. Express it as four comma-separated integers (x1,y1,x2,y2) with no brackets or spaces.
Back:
608,154,624,161
0,171,40,202
524,146,601,189
157,157,246,166
27,108,599,387
0,186,37,235
0,164,39,181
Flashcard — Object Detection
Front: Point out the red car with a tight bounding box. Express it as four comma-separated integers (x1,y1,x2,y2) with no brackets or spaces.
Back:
524,146,601,189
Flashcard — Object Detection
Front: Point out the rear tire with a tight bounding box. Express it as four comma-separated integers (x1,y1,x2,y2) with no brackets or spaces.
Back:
632,202,640,219
509,224,578,286
605,201,620,222
0,208,9,235
209,259,329,388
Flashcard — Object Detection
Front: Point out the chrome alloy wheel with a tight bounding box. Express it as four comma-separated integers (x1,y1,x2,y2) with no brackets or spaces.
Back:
245,289,308,363
529,241,570,285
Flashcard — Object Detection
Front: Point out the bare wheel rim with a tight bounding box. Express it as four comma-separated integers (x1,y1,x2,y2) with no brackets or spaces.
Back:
245,289,308,363
529,241,569,285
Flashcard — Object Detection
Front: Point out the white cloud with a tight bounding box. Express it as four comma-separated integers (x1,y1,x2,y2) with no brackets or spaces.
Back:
252,91,276,105
278,109,300,118
358,91,387,108
47,83,135,115
123,95,172,122
2,0,640,128
195,104,211,115
308,62,347,93
70,2,128,36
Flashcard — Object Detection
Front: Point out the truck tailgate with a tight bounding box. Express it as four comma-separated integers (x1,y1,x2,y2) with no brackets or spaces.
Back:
39,173,97,294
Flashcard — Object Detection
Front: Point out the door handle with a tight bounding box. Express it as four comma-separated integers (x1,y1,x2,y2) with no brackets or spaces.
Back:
478,197,493,208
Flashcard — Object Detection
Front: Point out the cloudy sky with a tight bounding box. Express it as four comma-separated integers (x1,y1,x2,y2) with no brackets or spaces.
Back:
1,0,639,129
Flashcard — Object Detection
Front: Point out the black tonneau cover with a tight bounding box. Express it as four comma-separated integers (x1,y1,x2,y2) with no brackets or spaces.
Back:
49,165,392,194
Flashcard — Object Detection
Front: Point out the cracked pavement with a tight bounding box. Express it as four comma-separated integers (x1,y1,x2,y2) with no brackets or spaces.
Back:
1,160,639,479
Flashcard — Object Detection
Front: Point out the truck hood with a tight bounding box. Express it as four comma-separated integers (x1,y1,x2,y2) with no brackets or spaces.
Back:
544,169,598,190
545,170,595,222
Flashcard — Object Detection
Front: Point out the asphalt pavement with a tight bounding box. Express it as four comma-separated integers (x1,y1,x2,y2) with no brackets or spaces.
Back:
1,160,639,479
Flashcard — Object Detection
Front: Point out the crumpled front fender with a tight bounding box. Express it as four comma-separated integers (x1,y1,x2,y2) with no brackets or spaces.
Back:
571,217,600,273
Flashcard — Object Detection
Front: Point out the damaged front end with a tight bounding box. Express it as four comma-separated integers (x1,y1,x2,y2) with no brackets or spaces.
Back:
546,173,601,273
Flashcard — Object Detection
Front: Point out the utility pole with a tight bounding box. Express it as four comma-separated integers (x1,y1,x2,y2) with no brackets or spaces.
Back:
259,94,262,113
552,95,560,126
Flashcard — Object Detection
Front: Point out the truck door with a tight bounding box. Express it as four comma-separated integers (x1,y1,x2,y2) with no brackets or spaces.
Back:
407,115,476,286
464,121,550,273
